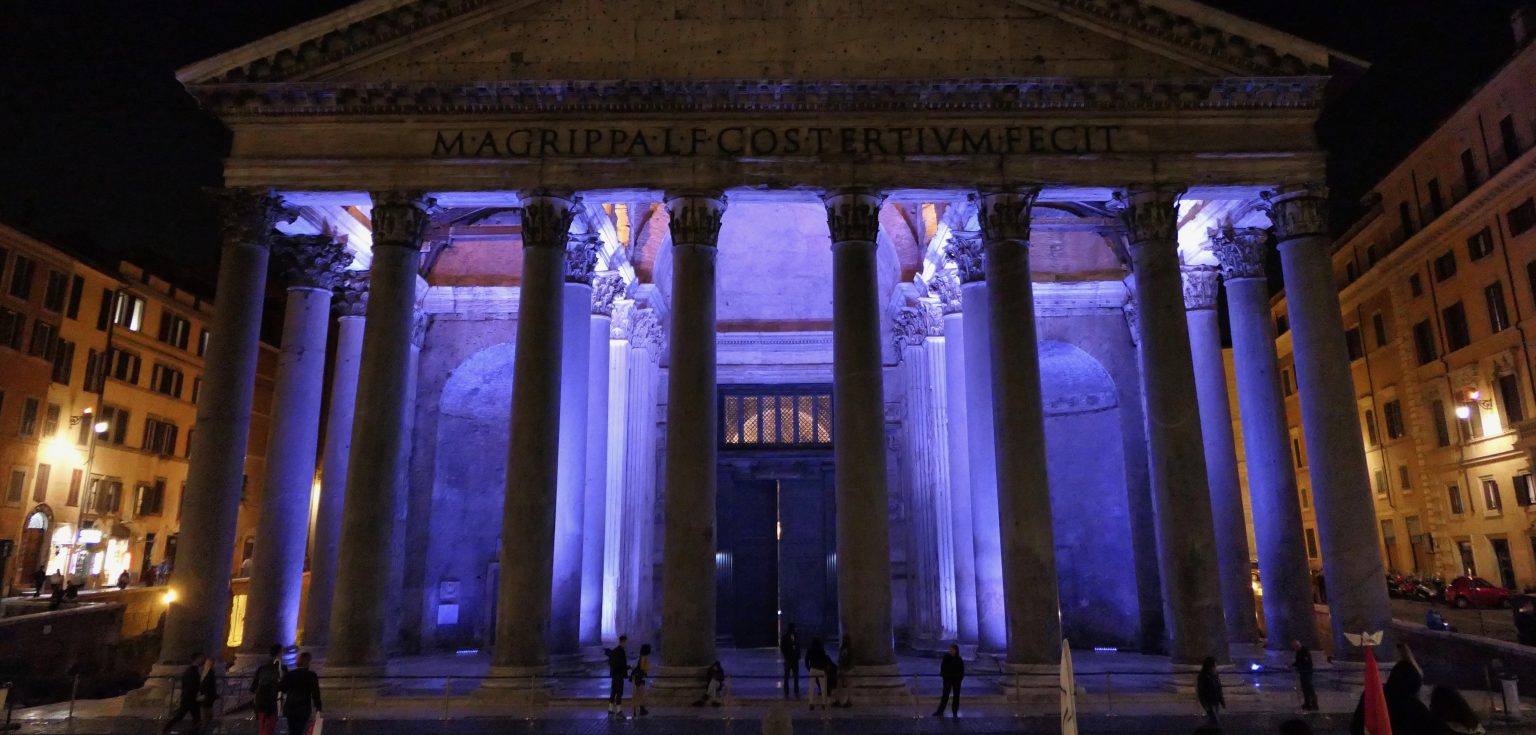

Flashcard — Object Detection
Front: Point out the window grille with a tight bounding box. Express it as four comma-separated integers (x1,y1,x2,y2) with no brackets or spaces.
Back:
720,385,832,448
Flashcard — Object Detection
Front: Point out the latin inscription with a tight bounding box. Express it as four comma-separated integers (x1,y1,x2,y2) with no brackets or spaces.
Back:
430,125,1120,158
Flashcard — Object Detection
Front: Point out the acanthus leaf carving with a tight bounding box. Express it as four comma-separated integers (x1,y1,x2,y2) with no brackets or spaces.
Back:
946,232,986,284
823,190,884,244
271,234,351,290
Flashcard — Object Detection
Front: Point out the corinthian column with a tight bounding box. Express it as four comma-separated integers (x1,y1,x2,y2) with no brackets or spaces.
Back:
1117,187,1228,665
894,304,955,647
1182,264,1260,645
155,188,286,671
1212,227,1319,652
327,192,432,673
492,193,577,676
550,235,600,656
1265,187,1393,659
239,235,349,666
951,232,1006,652
303,274,366,651
658,194,727,676
581,274,623,649
825,189,897,670
978,189,1063,666
933,275,979,646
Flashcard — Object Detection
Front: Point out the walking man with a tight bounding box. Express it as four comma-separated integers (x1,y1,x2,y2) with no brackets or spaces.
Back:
779,623,800,699
279,652,322,735
1292,640,1318,711
605,635,629,717
162,652,206,734
933,643,965,718
250,644,286,735
31,567,45,597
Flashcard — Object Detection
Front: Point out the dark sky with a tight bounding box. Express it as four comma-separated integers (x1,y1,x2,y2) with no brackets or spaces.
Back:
0,1,1525,295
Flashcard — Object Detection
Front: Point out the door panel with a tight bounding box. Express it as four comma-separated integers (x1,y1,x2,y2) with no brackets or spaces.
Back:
778,475,836,641
717,472,779,647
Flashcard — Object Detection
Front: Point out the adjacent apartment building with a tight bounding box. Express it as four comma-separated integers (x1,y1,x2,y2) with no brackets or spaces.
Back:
1265,16,1536,591
0,222,274,595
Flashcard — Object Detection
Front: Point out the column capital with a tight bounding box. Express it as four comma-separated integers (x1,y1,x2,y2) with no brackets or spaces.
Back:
369,191,435,248
1181,264,1221,311
926,271,962,313
272,235,350,290
332,271,369,318
591,273,625,316
946,232,986,284
215,187,289,249
626,307,666,359
1260,185,1329,242
1112,187,1185,247
565,234,601,284
410,311,427,348
519,191,579,249
1210,226,1270,281
1123,298,1142,347
665,193,727,247
892,304,942,353
976,187,1042,244
822,189,885,244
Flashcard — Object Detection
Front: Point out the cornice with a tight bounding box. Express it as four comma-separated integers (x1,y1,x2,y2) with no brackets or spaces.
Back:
185,76,1328,117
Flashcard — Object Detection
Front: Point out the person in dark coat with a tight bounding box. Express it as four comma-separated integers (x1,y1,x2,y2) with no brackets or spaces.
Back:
932,644,965,718
779,623,800,699
162,652,206,734
1292,640,1318,711
1196,656,1224,725
1350,651,1435,735
31,567,46,597
605,635,628,716
250,644,286,735
279,652,322,735
1514,599,1536,646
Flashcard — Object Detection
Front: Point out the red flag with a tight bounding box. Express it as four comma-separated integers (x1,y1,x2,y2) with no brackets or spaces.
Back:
1362,647,1392,735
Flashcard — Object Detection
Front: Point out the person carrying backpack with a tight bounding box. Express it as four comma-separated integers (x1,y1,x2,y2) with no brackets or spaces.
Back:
250,645,287,735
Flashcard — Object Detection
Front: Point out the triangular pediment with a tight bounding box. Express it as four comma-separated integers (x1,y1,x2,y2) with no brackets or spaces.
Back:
179,0,1355,87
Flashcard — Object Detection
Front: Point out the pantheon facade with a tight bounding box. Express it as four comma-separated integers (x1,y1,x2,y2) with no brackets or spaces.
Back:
155,0,1394,682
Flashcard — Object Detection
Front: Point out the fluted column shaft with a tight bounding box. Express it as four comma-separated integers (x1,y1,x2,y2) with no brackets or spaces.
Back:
826,190,896,668
550,238,599,656
493,194,577,672
1119,188,1228,664
953,234,1005,652
157,188,285,667
241,235,349,662
1214,228,1319,652
659,195,727,671
1182,265,1260,645
939,307,980,645
1267,188,1393,659
978,190,1063,666
895,308,954,645
581,277,620,648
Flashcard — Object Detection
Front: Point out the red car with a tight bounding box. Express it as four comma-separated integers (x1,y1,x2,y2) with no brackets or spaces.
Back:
1444,576,1511,608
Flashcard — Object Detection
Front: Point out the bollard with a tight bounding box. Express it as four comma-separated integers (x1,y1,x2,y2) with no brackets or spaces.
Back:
442,675,452,722
1501,672,1522,720
67,674,78,723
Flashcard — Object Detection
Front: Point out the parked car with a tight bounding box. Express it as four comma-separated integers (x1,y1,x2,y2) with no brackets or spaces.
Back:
1444,576,1511,609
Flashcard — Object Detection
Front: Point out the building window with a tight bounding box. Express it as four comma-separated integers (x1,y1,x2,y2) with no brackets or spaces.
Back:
1304,528,1319,559
157,312,191,350
1399,464,1413,491
135,479,166,516
1413,319,1438,365
1442,302,1471,351
1363,409,1380,446
1433,251,1458,282
1510,198,1536,237
721,387,833,447
1366,243,1382,266
51,338,74,385
27,320,57,360
1281,368,1294,396
5,469,24,507
111,292,145,332
149,363,184,399
197,329,210,357
142,417,179,456
1458,540,1476,575
42,270,67,312
190,377,202,405
1345,327,1365,360
1500,114,1522,164
1372,311,1388,347
1375,468,1389,497
32,463,50,502
18,397,39,436
108,348,141,385
1292,436,1305,468
98,405,130,446
1482,478,1503,513
66,469,81,507
1515,474,1536,507
1383,400,1405,439
1486,281,1510,333
1409,273,1424,297
1274,314,1289,336
1432,399,1452,446
1346,260,1360,284
0,307,23,350
42,403,60,437
65,275,83,319
1400,202,1416,239
1462,149,1481,193
83,476,123,515
1448,484,1465,515
1468,228,1495,261
1427,178,1445,217
7,255,35,300
1496,373,1525,426
1381,520,1397,569
1459,398,1485,441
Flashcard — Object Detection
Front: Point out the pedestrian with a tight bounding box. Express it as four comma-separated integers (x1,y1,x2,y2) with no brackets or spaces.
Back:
197,656,222,726
805,638,830,710
1291,640,1318,711
144,564,159,587
1196,656,1224,725
48,569,64,593
279,652,323,735
31,567,45,597
779,623,800,699
1349,649,1433,735
250,644,286,735
162,652,206,734
605,635,629,717
1426,607,1453,632
833,635,852,708
1513,599,1536,646
1428,684,1484,734
932,643,964,718
117,570,131,590
629,643,651,717
694,660,726,706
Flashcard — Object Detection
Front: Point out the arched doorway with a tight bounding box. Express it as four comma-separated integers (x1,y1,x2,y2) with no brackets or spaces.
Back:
15,506,52,590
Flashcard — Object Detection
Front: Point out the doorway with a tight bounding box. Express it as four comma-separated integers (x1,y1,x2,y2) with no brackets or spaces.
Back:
16,509,49,588
1491,538,1516,590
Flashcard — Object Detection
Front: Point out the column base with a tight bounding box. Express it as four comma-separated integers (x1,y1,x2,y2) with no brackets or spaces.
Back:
231,652,271,672
997,663,1061,700
317,663,388,689
124,664,184,711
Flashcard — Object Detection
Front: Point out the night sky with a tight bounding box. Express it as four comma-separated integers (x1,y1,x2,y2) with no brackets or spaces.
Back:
0,1,1525,296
